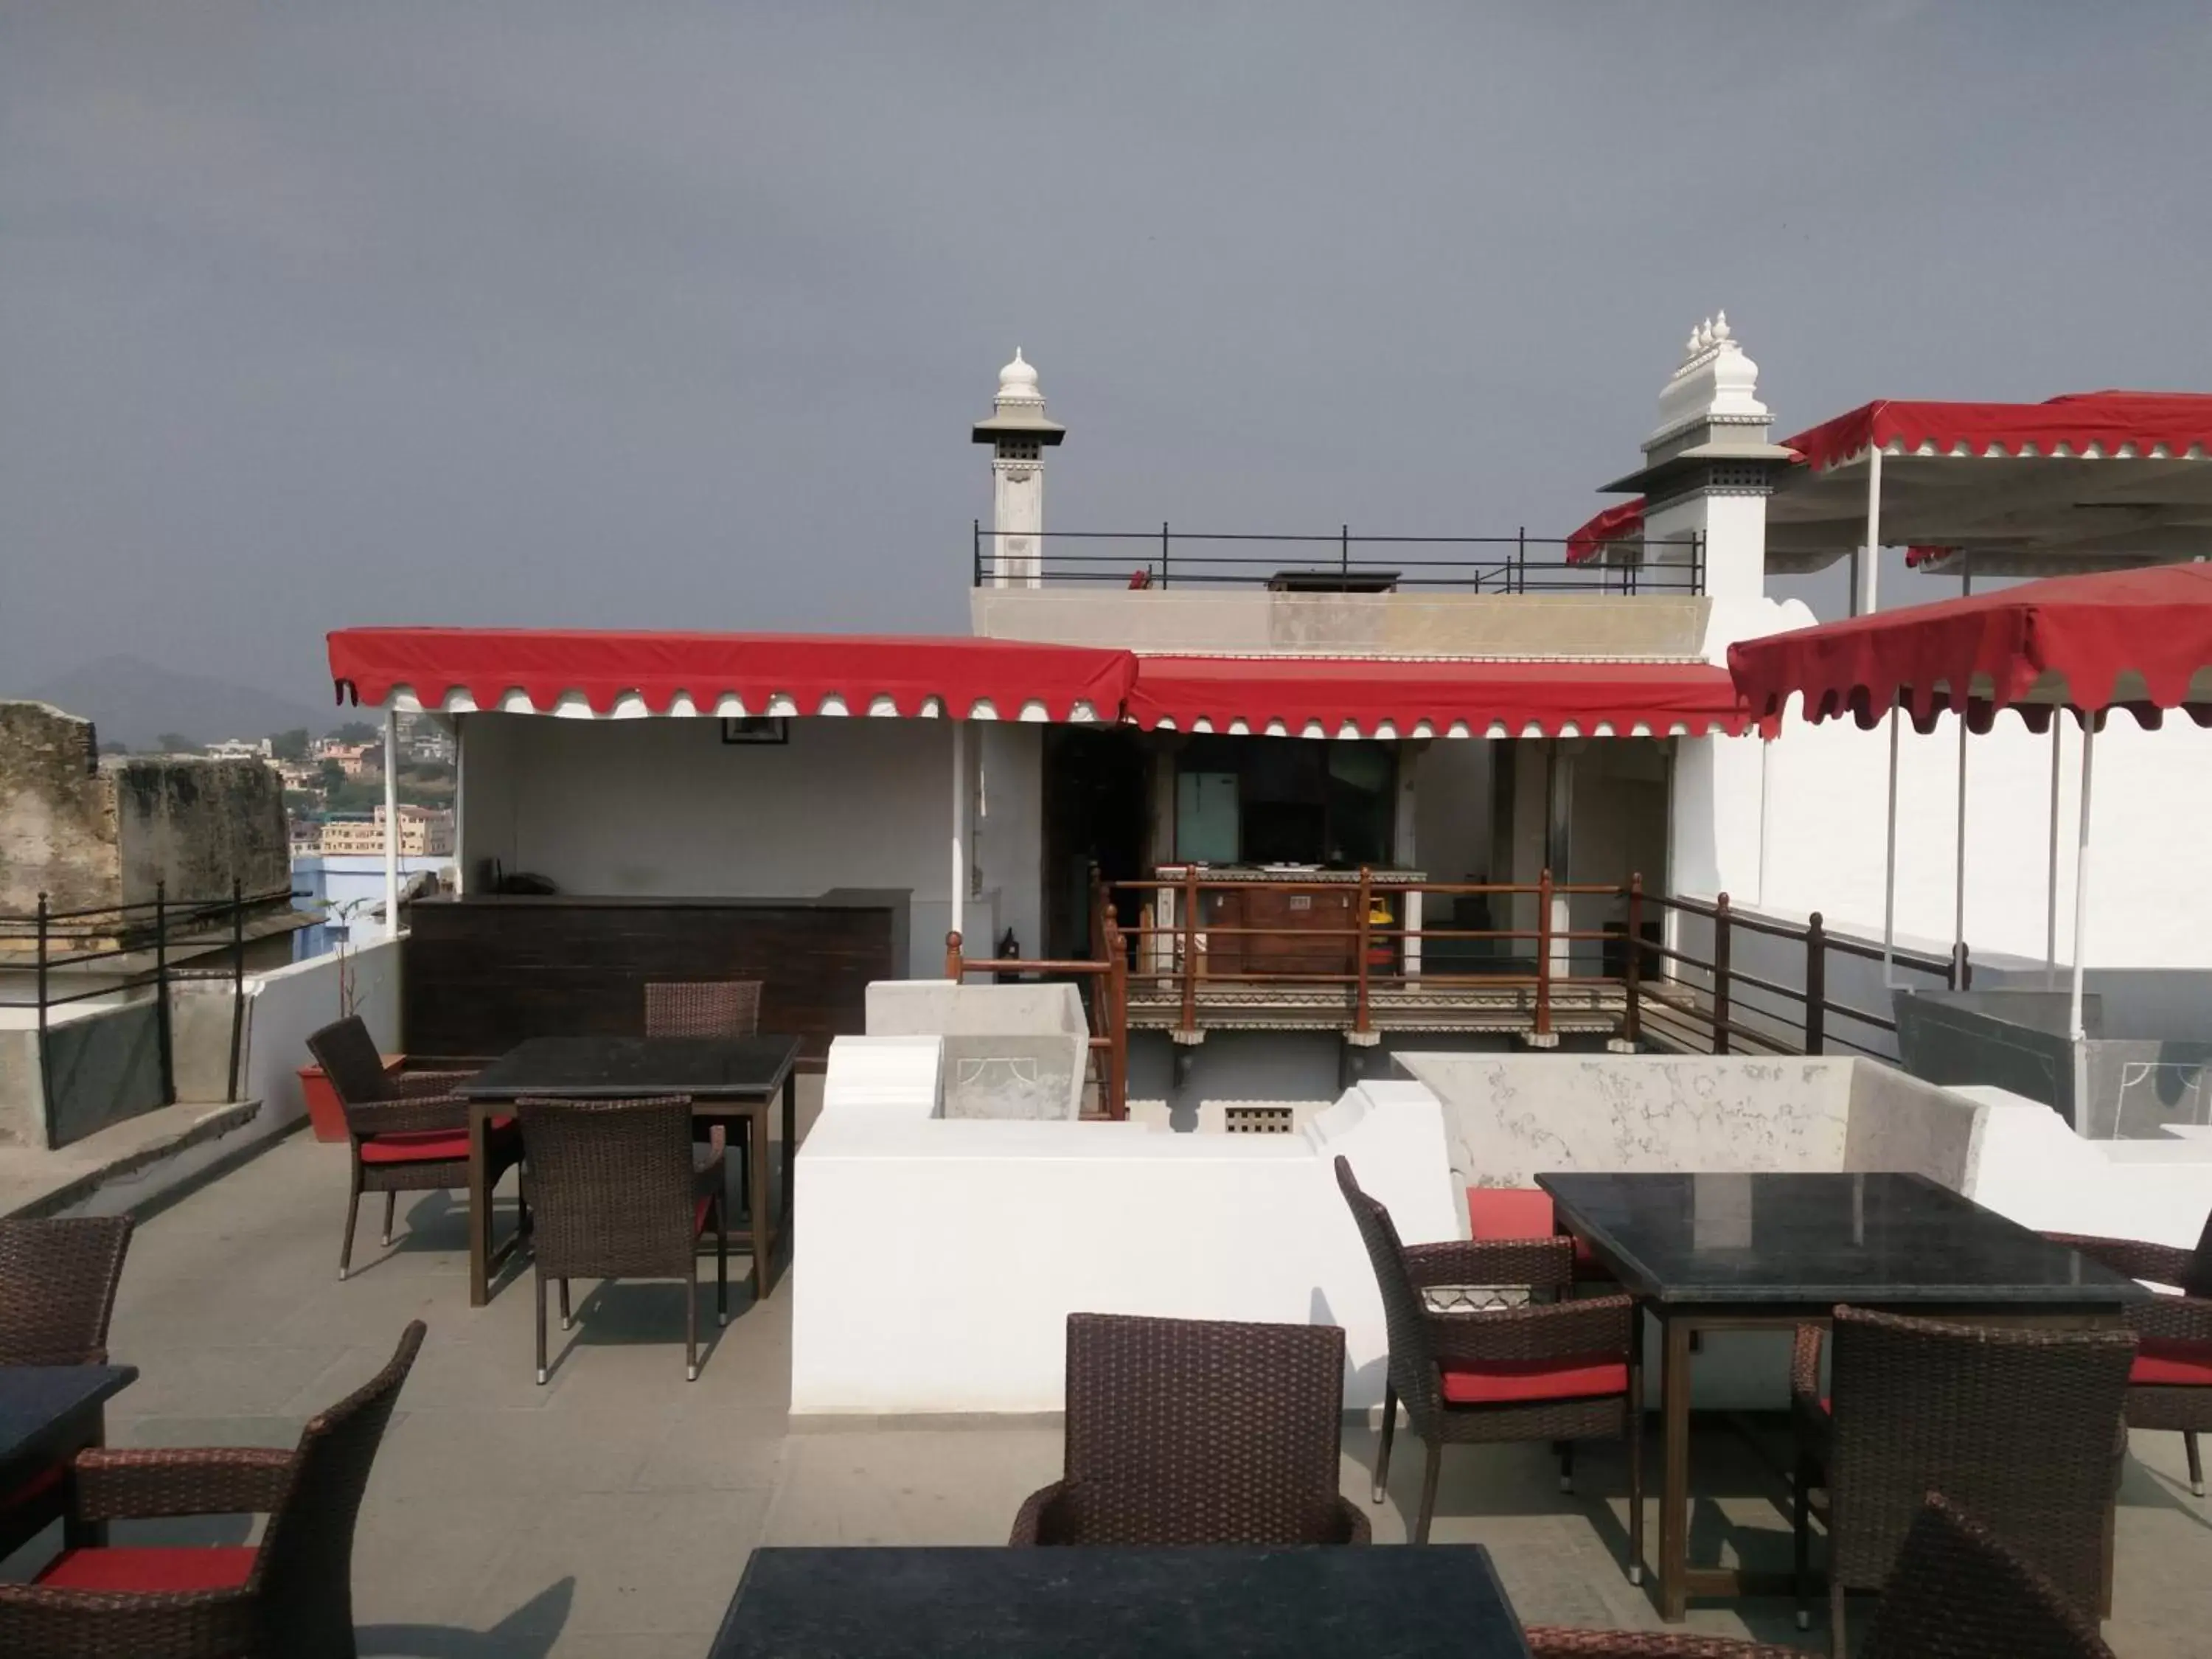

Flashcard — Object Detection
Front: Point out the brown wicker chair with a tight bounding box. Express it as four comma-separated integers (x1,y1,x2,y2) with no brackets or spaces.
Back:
0,1218,133,1366
306,1015,524,1281
1528,1492,2115,1659
1336,1157,1641,1562
1009,1312,1368,1546
1791,1305,2135,1653
2045,1210,2212,1497
0,1219,136,1561
644,980,762,1040
516,1095,726,1384
0,1320,425,1659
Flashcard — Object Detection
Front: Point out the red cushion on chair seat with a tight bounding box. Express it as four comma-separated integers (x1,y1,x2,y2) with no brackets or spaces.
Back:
1441,1355,1630,1405
694,1196,714,1237
360,1117,515,1164
37,1545,258,1593
2134,1339,2212,1388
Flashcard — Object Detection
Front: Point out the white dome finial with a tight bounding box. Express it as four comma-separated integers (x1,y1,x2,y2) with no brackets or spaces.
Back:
998,347,1041,401
1712,309,1732,344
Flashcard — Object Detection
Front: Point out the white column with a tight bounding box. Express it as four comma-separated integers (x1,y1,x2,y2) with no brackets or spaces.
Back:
1881,705,1900,987
451,716,467,896
2045,719,2063,989
2068,720,2097,1043
382,706,400,940
1395,743,1422,978
949,719,967,946
1859,448,1884,616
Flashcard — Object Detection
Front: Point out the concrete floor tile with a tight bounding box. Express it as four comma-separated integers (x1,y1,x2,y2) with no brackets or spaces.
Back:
759,1427,1062,1547
374,1405,664,1498
459,1489,771,1637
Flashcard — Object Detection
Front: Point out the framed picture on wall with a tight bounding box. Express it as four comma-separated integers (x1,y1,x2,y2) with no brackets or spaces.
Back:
720,717,790,745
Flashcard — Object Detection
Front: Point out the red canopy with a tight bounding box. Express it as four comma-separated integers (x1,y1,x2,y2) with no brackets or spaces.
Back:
1781,391,2212,473
1565,498,1647,565
1125,656,1761,738
327,629,1138,722
1726,564,2212,733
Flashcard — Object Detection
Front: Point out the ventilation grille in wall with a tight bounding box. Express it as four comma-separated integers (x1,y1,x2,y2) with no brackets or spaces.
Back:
1222,1105,1295,1135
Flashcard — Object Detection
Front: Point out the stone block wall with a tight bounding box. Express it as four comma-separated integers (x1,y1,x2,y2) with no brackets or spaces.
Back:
0,700,289,922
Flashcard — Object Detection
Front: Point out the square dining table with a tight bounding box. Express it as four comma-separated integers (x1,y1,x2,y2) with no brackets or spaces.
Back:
458,1034,801,1307
0,1364,137,1555
708,1544,1534,1658
1537,1170,2152,1621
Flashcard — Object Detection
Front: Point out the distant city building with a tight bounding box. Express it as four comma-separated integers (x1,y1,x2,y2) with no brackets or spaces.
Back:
313,740,378,778
204,737,274,763
397,713,454,766
319,805,453,858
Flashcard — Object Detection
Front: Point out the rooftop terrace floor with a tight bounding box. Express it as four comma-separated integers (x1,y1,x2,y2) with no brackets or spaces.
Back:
7,1121,2208,1656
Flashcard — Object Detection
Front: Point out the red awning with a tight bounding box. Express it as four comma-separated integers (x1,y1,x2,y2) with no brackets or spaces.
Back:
327,629,1138,722
1565,498,1646,566
1726,564,2212,733
1781,391,2212,473
1125,656,1761,738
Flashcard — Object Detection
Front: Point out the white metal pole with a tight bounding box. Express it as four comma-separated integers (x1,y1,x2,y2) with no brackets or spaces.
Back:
1882,704,1899,987
1860,448,1884,616
1951,707,1968,983
382,706,400,940
949,718,967,946
2068,719,2096,1042
2045,718,2062,989
451,716,466,897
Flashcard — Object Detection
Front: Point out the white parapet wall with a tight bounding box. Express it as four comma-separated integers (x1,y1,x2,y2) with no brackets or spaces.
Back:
793,1035,1460,1415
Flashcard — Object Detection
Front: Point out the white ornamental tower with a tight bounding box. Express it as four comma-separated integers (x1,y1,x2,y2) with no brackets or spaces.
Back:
1599,311,1795,604
971,349,1065,587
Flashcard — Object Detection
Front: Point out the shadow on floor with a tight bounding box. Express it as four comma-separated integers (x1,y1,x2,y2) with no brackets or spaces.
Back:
358,1579,574,1658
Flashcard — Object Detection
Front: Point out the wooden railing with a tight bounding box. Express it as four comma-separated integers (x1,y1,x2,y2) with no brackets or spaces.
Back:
941,872,1963,1114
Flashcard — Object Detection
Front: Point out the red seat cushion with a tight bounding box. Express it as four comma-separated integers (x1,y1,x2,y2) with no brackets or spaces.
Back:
37,1545,258,1594
1441,1356,1630,1405
1467,1187,1599,1266
2134,1339,2212,1388
360,1116,515,1164
694,1196,715,1237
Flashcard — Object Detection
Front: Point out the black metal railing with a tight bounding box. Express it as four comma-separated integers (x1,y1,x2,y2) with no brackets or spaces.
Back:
0,883,295,1141
972,524,1703,596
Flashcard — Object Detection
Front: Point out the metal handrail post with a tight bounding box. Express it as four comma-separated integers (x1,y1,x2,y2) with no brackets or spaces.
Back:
154,880,174,1104
1534,867,1554,1040
1804,911,1827,1056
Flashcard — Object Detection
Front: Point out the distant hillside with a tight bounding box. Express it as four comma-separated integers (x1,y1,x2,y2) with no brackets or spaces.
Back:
15,656,330,751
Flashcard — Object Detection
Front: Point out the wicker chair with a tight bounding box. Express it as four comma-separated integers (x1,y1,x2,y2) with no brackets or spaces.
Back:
2046,1210,2212,1498
1009,1312,1368,1546
1335,1157,1641,1562
516,1095,726,1384
0,1320,425,1659
644,979,762,1184
1791,1305,2135,1653
0,1218,133,1365
0,1219,136,1562
1528,1492,2115,1659
643,981,762,1040
306,1016,524,1281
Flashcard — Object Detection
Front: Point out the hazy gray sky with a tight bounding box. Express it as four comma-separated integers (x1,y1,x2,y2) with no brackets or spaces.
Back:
4,3,2209,705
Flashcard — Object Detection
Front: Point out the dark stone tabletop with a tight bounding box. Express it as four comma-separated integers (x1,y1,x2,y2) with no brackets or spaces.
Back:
709,1545,1533,1658
459,1035,799,1102
1538,1172,2152,1310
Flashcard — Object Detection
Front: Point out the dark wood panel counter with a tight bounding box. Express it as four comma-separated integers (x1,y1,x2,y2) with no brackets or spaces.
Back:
400,892,904,1065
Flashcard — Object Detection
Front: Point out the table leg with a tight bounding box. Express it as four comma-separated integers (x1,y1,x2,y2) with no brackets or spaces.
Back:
743,1102,772,1302
467,1101,490,1308
1658,1312,1693,1621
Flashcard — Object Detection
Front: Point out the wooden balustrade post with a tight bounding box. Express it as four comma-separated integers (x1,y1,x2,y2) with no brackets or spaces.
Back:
1622,874,1644,1049
1106,918,1130,1119
1354,866,1373,1037
1533,867,1554,1043
1178,866,1200,1038
1804,911,1827,1056
1711,892,1733,1055
944,930,964,981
